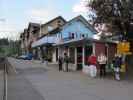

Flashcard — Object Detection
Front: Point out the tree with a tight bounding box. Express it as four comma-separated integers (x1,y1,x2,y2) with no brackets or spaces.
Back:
0,38,9,45
87,0,133,39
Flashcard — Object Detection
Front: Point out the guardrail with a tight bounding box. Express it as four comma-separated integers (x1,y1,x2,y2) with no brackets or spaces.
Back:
0,57,8,100
3,62,7,100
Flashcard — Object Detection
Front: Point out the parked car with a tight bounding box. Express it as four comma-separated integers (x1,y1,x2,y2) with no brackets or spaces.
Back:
17,53,33,60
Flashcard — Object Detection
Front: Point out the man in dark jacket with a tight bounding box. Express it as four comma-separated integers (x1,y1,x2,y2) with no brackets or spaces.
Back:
58,56,63,71
114,54,122,81
64,53,69,72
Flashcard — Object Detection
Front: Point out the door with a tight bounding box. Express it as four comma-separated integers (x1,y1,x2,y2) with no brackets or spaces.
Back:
85,45,93,65
56,48,58,61
77,47,83,70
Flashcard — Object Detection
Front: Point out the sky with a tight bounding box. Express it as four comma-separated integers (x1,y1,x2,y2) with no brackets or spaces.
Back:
0,0,92,40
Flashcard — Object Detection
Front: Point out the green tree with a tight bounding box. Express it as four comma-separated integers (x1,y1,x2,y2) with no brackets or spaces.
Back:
88,0,133,39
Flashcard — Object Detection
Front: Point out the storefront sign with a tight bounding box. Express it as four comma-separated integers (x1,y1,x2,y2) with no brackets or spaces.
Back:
117,42,132,55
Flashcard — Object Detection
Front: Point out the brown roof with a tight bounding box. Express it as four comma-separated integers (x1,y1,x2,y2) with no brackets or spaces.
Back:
29,22,40,27
41,16,66,27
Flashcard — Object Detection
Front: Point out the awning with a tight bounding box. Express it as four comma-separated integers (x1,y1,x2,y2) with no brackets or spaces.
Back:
53,38,93,47
32,36,57,48
53,38,117,47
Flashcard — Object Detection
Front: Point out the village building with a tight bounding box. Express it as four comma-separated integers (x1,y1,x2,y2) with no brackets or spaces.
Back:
20,29,29,54
32,15,117,71
31,16,67,60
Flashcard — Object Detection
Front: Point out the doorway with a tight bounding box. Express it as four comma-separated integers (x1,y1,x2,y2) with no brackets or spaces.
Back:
85,45,93,65
77,47,83,70
56,48,58,62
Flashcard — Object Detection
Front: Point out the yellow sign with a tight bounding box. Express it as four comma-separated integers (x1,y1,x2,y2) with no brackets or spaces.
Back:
117,42,131,54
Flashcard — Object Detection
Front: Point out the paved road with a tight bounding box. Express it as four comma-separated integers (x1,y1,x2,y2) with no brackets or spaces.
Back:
7,58,133,100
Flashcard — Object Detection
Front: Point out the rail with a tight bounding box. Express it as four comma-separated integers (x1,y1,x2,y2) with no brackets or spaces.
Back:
3,62,7,100
0,57,8,100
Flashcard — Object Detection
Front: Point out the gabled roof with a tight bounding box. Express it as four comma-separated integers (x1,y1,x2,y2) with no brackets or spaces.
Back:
29,22,40,27
27,22,40,31
41,16,66,27
62,15,97,34
24,28,28,33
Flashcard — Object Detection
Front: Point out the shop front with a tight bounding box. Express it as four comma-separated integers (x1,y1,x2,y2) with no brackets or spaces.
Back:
53,38,94,71
53,38,116,71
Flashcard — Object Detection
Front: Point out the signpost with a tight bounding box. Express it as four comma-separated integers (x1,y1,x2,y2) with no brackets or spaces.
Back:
117,41,132,55
117,41,132,73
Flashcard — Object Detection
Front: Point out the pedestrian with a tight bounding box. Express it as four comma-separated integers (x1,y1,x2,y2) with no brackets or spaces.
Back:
88,54,97,77
88,53,97,66
64,53,69,72
58,56,63,71
113,54,122,81
98,53,107,77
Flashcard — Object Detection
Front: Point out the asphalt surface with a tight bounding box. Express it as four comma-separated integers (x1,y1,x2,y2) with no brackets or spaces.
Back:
7,59,45,100
6,58,133,100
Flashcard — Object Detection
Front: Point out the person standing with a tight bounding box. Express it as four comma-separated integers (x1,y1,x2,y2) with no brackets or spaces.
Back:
98,53,107,77
113,54,122,81
58,56,63,71
88,54,97,77
88,54,97,66
64,53,69,72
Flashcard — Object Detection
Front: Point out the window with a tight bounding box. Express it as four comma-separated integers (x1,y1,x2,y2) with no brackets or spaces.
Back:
80,33,85,38
57,20,61,24
71,33,75,39
57,20,62,26
86,34,88,38
82,34,85,38
48,26,53,32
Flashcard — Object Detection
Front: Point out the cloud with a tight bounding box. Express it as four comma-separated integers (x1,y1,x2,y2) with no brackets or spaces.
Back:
27,8,58,23
73,0,89,13
0,21,20,40
73,0,97,20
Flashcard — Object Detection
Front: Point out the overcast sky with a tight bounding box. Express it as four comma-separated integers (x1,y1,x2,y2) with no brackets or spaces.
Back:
0,0,91,40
